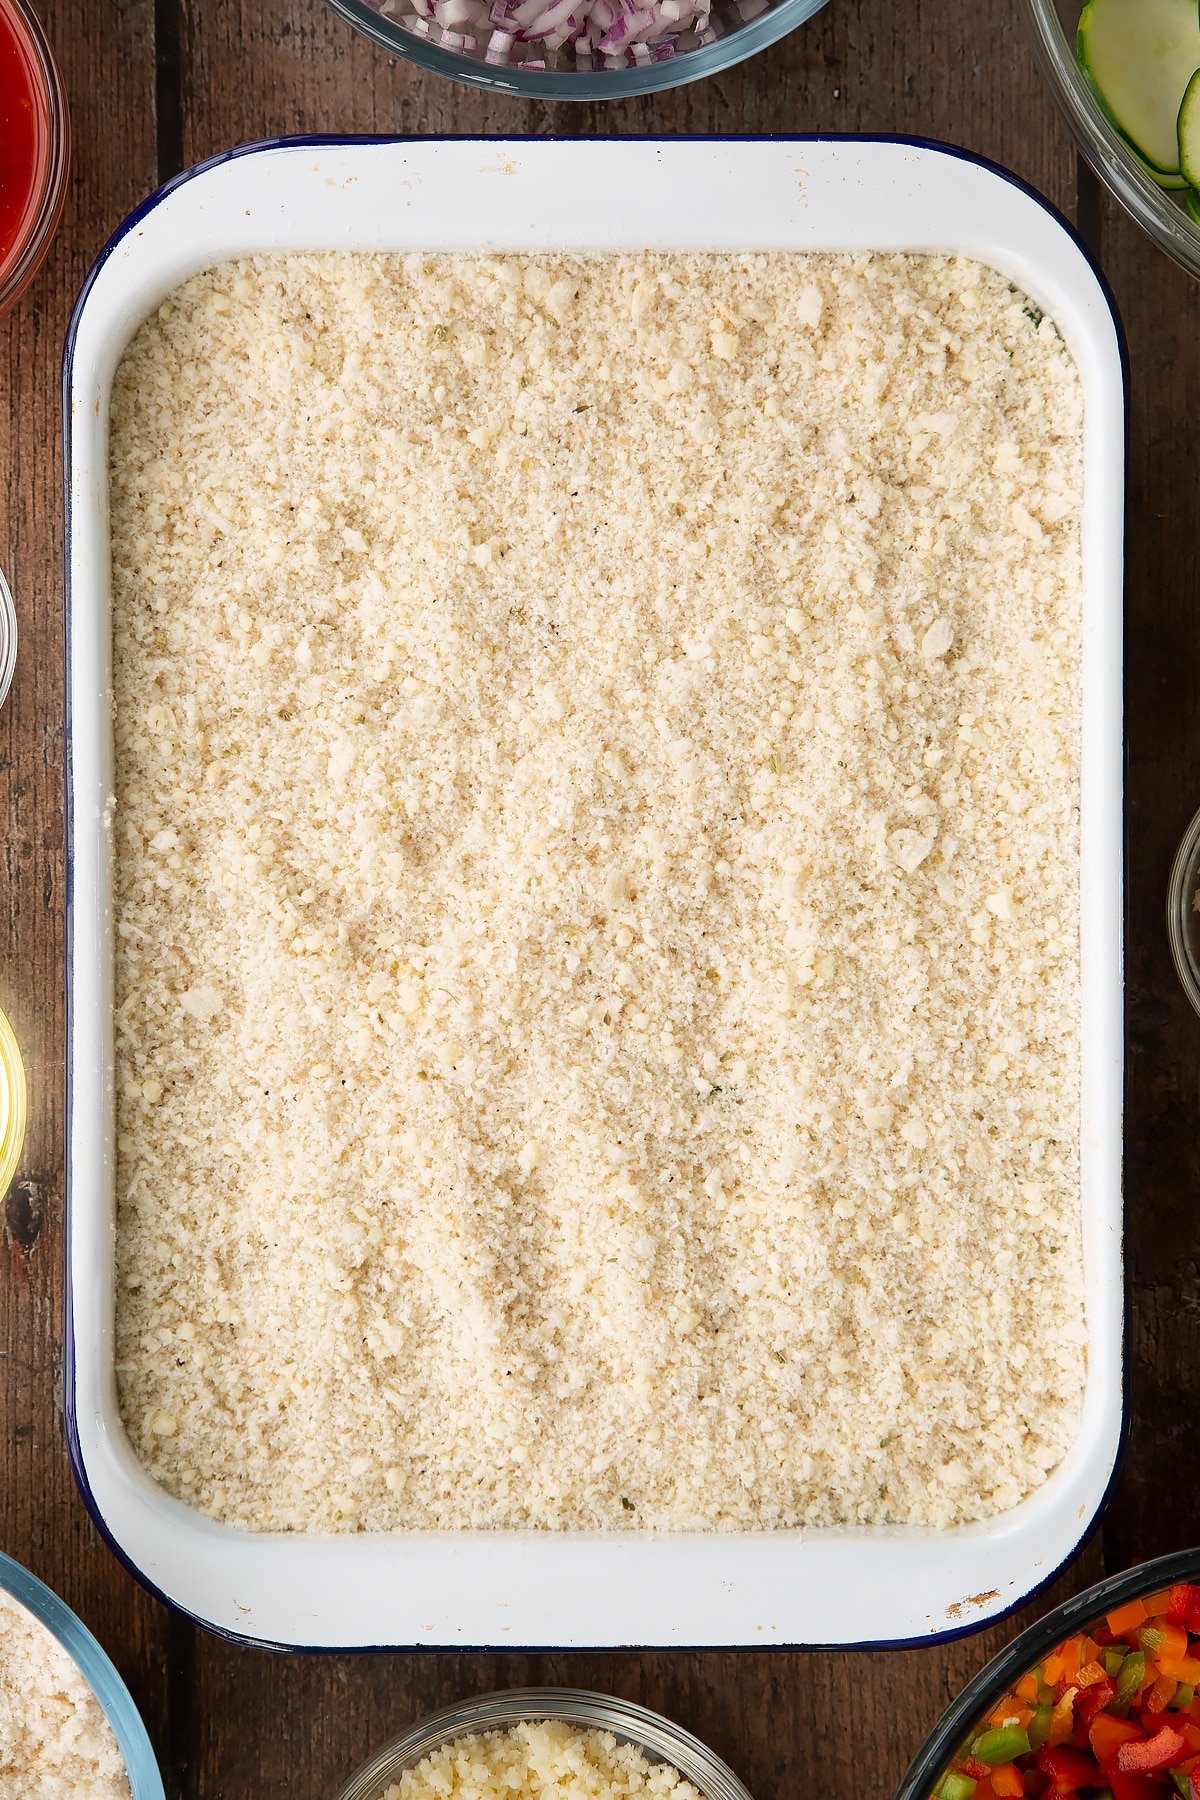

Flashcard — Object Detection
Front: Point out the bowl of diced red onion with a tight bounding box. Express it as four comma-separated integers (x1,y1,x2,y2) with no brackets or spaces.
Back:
322,0,829,95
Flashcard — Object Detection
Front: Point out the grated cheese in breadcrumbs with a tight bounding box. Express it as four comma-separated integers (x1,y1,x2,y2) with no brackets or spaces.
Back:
109,251,1086,1533
380,1722,702,1800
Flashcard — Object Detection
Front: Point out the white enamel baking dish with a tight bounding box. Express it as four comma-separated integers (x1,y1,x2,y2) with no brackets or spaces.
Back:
64,136,1125,1651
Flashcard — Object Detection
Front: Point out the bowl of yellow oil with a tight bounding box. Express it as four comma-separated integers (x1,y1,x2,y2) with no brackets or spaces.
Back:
0,1006,26,1198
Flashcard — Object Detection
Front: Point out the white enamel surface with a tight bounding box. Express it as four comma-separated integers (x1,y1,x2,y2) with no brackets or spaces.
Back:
65,137,1125,1650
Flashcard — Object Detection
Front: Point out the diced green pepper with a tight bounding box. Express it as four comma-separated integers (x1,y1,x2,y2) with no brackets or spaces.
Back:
1171,1683,1196,1711
1028,1705,1054,1750
1172,1773,1192,1799
1114,1650,1147,1710
937,1775,977,1800
1141,1627,1166,1654
973,1726,1032,1765
1102,1649,1126,1677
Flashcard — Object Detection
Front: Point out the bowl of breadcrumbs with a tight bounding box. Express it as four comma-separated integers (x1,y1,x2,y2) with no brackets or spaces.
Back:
0,1551,163,1799
335,1690,754,1800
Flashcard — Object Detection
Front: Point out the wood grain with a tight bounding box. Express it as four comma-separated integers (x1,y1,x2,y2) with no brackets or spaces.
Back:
0,0,1169,1794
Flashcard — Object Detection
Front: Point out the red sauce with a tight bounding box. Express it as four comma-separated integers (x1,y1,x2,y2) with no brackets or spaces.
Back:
0,2,51,286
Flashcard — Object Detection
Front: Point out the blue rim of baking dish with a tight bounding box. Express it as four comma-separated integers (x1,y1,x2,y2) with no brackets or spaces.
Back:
0,1550,165,1796
62,132,1129,1657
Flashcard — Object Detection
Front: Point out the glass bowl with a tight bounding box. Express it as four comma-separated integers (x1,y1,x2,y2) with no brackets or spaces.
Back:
322,0,829,99
895,1550,1200,1800
1021,0,1200,278
335,1688,756,1800
0,1550,165,1799
1168,804,1200,1018
0,1003,26,1201
0,561,15,711
0,0,70,316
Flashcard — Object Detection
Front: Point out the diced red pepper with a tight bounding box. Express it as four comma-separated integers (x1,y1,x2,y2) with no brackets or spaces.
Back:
1166,1587,1200,1631
1110,1776,1169,1800
1090,1715,1145,1768
1116,1726,1189,1775
1094,1623,1116,1647
1165,1584,1194,1627
1077,1680,1117,1725
1036,1746,1102,1793
962,1758,991,1780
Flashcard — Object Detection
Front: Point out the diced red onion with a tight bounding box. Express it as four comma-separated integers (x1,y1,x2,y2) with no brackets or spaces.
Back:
385,0,727,70
522,0,577,39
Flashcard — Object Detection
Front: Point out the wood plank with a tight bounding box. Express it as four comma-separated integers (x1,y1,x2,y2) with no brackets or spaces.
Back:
0,0,180,1783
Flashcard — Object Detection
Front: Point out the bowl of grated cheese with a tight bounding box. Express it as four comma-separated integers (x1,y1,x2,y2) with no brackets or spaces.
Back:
0,1551,164,1800
335,1690,756,1800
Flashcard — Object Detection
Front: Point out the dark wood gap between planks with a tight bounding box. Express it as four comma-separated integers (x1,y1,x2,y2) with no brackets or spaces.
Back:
155,0,184,181
1074,154,1104,266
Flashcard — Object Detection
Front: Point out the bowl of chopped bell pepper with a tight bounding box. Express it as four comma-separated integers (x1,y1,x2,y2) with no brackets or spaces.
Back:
896,1553,1200,1800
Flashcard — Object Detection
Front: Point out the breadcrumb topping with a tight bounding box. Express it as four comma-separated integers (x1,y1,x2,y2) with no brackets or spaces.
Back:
0,1590,130,1798
110,251,1085,1532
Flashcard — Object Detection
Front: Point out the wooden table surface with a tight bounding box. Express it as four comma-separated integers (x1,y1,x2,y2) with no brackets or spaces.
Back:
0,1,1194,1794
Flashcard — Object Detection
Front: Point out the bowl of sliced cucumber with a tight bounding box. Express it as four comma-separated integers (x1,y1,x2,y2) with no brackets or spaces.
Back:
1023,0,1200,276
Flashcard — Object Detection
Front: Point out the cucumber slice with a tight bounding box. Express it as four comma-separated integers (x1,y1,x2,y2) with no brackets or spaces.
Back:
1181,67,1200,186
1078,0,1200,177
1184,185,1200,225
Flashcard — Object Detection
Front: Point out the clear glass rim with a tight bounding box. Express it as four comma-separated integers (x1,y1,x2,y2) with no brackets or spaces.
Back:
321,0,829,99
335,1688,757,1800
0,1550,165,1799
1167,803,1200,1017
893,1550,1200,1800
0,0,71,317
1020,0,1200,279
0,563,17,713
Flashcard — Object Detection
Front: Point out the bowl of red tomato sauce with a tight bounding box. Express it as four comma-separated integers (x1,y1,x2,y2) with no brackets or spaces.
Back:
897,1554,1200,1800
0,0,68,317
